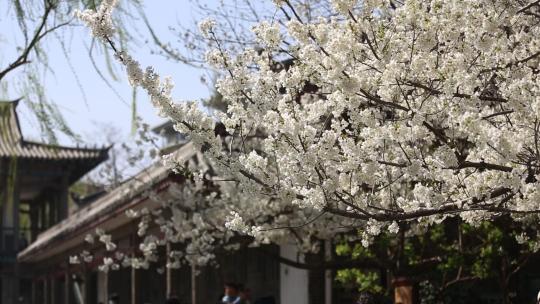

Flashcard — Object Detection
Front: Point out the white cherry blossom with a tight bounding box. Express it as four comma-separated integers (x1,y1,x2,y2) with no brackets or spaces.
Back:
75,0,540,269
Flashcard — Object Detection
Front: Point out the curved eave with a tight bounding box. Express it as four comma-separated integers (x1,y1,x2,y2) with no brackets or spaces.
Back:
17,142,199,263
0,140,110,160
1,99,110,161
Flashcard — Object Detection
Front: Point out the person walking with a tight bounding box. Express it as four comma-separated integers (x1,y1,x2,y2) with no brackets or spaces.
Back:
355,292,376,304
108,293,119,304
239,286,252,304
222,282,244,304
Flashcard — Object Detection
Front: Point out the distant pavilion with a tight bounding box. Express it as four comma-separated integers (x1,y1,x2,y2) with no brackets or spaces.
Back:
0,100,108,303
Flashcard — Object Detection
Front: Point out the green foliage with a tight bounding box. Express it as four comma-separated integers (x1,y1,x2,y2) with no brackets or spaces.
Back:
336,243,374,260
12,0,27,38
335,217,539,303
69,181,100,198
335,240,385,296
336,268,383,294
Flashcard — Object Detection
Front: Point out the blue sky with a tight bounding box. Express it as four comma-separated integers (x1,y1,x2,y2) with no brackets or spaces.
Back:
1,1,211,146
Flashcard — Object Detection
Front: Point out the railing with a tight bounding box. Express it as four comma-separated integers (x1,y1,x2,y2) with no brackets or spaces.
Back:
0,227,37,263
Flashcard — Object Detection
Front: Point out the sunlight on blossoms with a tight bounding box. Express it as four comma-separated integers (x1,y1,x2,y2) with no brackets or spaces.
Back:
73,0,540,273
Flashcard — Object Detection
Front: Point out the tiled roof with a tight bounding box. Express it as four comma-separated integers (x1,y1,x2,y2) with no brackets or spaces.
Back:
18,142,205,262
0,100,109,160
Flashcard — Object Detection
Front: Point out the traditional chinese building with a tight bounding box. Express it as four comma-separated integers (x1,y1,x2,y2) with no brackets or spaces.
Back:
0,100,109,303
17,121,338,304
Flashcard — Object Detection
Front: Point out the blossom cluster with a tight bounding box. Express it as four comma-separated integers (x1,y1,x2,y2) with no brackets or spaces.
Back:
75,0,540,269
75,0,119,42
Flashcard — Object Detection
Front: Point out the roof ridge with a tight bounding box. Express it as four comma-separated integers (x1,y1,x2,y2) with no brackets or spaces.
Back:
0,99,109,160
22,139,110,152
0,100,23,146
0,98,22,105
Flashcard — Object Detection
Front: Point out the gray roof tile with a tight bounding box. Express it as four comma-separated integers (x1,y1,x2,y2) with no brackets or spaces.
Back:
0,100,109,160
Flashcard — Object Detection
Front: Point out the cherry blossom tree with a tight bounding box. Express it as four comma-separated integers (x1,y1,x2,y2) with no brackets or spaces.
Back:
73,0,540,270
144,0,334,69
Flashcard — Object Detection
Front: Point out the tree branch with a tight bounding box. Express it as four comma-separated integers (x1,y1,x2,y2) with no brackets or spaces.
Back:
0,1,56,81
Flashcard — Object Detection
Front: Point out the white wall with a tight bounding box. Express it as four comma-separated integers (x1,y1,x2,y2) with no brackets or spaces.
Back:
280,244,309,304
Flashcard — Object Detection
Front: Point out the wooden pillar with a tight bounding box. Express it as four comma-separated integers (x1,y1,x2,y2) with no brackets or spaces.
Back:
0,158,5,231
0,158,20,303
64,270,71,304
166,243,185,299
29,201,39,242
31,280,36,304
58,175,69,221
48,193,57,226
166,243,172,297
43,277,49,304
131,266,137,304
40,199,47,230
83,268,90,304
324,240,332,304
97,270,108,303
12,162,21,303
50,276,56,304
166,243,179,298
72,273,84,304
1,157,20,241
166,265,172,298
191,264,197,304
